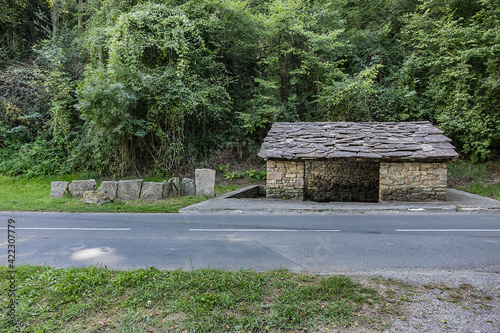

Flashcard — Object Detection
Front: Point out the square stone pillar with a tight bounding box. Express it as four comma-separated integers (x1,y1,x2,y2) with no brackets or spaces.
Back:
195,169,215,197
266,160,304,199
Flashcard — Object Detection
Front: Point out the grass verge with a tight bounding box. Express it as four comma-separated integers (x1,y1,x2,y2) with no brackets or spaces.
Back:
0,265,393,332
447,160,500,200
0,176,241,213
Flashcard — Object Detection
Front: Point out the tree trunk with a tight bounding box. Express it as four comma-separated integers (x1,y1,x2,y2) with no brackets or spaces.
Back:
78,0,84,28
52,0,59,41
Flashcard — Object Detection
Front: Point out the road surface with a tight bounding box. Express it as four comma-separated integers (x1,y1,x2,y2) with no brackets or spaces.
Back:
1,212,499,273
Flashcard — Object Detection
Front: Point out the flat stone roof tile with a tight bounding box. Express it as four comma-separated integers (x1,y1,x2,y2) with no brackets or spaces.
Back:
258,121,458,161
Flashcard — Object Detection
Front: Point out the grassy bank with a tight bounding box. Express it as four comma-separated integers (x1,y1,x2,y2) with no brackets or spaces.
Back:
0,175,240,213
0,265,395,332
447,160,500,200
0,159,498,213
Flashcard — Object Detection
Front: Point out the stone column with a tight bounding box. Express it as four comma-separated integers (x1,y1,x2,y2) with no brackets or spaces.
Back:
195,169,216,197
266,159,304,199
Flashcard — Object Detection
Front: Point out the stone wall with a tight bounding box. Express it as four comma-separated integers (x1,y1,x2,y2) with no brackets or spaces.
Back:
226,185,266,199
50,168,216,202
379,162,447,201
304,160,379,202
266,160,305,199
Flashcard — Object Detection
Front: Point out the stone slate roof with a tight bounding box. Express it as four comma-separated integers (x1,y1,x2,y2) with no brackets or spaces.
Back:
258,122,458,161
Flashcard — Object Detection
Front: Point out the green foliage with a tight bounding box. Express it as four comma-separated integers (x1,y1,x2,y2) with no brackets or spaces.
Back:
77,2,231,174
222,166,266,181
239,0,345,141
0,0,51,65
0,139,68,177
448,159,491,182
46,60,74,144
447,159,500,200
392,0,500,160
0,65,50,142
244,169,267,181
319,64,382,121
1,0,500,178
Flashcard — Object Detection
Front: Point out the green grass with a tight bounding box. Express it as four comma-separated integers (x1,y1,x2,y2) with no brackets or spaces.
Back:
460,182,500,201
0,265,390,332
0,175,240,213
447,160,491,182
447,160,500,200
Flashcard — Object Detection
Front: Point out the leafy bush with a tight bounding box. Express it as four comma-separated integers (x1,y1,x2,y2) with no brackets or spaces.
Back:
77,2,231,174
0,139,69,177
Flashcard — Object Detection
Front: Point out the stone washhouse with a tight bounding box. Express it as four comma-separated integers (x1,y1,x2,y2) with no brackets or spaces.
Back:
258,122,458,202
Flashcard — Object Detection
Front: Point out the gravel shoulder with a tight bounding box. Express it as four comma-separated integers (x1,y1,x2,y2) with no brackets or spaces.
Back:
344,270,500,333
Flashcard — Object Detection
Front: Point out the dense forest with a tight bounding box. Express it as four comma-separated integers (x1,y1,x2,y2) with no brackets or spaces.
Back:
1,0,499,177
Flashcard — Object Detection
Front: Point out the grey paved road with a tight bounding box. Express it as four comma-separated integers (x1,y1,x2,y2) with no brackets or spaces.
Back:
1,212,499,273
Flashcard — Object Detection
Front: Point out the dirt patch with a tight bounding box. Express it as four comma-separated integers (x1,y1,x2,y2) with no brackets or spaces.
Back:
342,272,500,333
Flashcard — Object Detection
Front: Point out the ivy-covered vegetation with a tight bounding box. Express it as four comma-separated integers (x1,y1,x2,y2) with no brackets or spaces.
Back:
1,0,499,177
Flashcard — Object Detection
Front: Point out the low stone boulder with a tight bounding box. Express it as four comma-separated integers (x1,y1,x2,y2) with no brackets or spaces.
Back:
195,168,215,197
162,178,180,198
117,179,143,200
51,181,69,198
69,180,97,197
83,191,113,206
140,182,163,201
180,178,196,196
97,181,118,199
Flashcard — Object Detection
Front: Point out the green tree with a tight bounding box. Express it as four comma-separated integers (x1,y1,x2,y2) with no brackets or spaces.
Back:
77,2,231,174
395,0,500,160
0,0,51,65
239,0,345,140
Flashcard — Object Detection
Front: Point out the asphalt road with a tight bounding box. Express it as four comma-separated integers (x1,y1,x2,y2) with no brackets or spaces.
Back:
1,212,499,273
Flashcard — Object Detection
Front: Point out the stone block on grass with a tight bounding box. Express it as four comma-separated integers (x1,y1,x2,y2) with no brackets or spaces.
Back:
140,182,164,201
51,181,70,198
97,181,118,199
68,180,97,198
118,179,143,200
162,178,180,198
195,169,215,197
180,178,195,196
83,191,113,206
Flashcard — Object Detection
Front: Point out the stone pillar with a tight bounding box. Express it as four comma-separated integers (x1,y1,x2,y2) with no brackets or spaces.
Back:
195,169,216,197
266,159,304,199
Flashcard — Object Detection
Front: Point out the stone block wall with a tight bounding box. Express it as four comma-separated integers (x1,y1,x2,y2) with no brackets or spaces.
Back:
266,160,304,199
227,185,266,198
379,162,447,201
51,168,216,201
304,160,379,202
